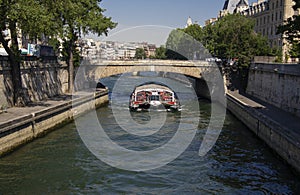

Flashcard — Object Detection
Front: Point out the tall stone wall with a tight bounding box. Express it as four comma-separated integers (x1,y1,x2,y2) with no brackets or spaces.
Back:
246,63,300,117
0,57,69,107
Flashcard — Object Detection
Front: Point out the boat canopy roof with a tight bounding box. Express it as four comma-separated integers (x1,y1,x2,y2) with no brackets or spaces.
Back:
133,82,175,92
135,84,172,92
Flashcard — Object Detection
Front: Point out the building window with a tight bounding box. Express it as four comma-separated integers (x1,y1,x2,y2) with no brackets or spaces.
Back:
276,0,278,8
271,27,273,35
276,12,278,21
268,15,270,23
260,18,262,26
272,13,274,21
280,0,283,6
280,11,282,19
272,2,274,10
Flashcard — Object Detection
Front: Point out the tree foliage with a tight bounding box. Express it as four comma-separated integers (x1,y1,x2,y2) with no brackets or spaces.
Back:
0,0,116,105
165,28,203,60
203,14,272,67
55,0,116,92
183,24,203,43
277,0,300,58
165,14,273,67
163,14,274,91
155,46,167,59
134,48,146,59
0,0,59,106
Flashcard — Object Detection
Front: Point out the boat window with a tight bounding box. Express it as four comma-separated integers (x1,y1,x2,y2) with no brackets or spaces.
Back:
150,95,160,101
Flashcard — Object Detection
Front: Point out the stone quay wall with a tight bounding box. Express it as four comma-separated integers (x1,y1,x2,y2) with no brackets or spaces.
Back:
246,63,300,117
0,56,69,107
227,93,300,174
0,90,109,156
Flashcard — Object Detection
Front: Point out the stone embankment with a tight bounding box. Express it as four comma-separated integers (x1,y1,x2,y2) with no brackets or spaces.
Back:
227,90,300,174
0,90,108,156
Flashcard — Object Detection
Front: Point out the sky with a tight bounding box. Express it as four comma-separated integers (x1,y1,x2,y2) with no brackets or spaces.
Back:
91,0,258,46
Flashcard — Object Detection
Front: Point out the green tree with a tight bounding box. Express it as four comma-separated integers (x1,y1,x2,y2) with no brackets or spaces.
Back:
134,48,146,59
165,14,274,90
289,42,300,58
155,46,167,59
56,0,116,92
277,0,300,59
203,14,274,90
165,29,184,55
165,29,192,60
166,14,272,65
0,0,59,106
203,14,272,67
0,0,116,105
183,24,204,43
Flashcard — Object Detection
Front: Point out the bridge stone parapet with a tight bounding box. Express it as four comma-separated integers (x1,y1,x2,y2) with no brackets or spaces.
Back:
80,59,220,80
76,59,225,101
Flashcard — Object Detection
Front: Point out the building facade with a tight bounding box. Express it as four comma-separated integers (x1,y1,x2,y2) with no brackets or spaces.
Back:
219,0,248,17
240,0,295,60
220,0,298,61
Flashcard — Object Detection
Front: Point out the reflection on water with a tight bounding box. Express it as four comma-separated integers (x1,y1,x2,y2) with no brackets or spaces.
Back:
0,74,299,194
131,111,152,125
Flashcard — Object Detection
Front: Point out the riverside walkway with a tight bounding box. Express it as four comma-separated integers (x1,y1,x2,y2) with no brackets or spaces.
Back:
227,89,300,174
228,90,300,143
0,90,109,156
0,95,71,124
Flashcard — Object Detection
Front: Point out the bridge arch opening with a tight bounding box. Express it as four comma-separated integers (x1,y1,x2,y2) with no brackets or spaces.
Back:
76,60,224,103
93,71,211,100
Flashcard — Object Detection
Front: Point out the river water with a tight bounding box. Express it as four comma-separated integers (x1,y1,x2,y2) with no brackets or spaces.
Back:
0,73,300,194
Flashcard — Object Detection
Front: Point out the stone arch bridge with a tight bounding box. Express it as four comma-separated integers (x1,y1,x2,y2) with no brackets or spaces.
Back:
76,59,226,99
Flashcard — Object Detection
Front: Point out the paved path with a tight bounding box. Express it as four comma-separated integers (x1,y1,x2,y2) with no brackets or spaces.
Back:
228,90,300,141
0,95,72,125
0,89,106,128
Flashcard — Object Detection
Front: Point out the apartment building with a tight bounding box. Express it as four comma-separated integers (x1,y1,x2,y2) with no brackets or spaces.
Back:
220,0,298,61
240,0,295,60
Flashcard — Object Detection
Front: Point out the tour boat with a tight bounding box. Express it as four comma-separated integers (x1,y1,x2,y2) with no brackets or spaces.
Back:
129,82,181,111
